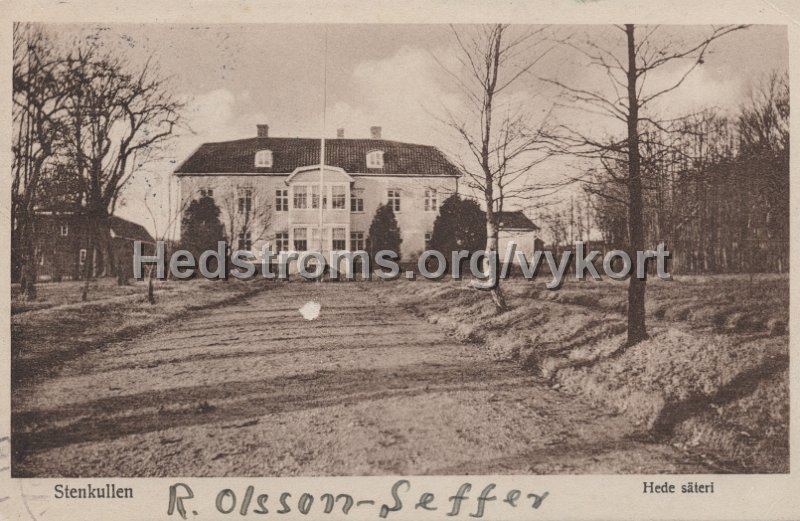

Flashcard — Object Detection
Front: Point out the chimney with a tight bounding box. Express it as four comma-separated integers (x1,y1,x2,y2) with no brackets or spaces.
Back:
257,124,269,138
337,128,345,139
370,126,382,139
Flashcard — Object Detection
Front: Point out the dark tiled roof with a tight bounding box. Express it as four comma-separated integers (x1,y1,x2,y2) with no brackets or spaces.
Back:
109,216,154,243
175,137,461,177
498,211,539,231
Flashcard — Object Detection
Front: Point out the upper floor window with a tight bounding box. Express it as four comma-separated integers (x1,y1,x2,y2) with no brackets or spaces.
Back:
199,188,214,199
59,224,69,237
275,189,288,211
350,190,364,213
387,189,401,212
311,185,327,209
424,189,438,212
255,150,273,168
79,249,87,265
238,187,253,215
294,185,308,209
331,185,346,210
366,150,384,168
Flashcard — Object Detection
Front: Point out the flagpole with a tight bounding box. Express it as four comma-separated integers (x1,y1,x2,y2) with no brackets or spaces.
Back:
319,27,328,254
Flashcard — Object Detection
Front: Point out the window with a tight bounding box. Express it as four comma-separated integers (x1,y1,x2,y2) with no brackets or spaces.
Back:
275,189,288,211
274,232,289,252
310,185,326,209
425,232,432,249
255,150,273,168
79,249,87,265
366,150,384,168
59,224,69,237
238,187,253,215
350,190,364,213
40,253,45,266
387,189,401,212
293,227,307,251
293,186,308,209
199,188,214,198
332,227,347,250
350,232,365,251
237,231,252,251
331,185,346,210
424,189,438,212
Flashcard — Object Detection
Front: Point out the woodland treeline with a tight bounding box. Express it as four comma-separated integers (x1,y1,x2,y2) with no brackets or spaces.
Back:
546,72,789,275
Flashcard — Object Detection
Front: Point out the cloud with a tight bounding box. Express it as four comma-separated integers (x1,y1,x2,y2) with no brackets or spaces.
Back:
185,88,237,142
328,45,458,143
645,65,745,116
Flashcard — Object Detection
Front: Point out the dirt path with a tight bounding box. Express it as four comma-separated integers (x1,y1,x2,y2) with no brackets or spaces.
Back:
13,282,713,476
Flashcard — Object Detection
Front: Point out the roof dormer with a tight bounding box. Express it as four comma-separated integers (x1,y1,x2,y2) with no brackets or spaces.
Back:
255,149,273,168
366,150,384,169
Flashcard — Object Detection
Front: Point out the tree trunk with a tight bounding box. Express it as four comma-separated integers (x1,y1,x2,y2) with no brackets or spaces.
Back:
81,221,96,302
147,270,155,305
485,209,507,312
19,216,38,301
625,24,648,346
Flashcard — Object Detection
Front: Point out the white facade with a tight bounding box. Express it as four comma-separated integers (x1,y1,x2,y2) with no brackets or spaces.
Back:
177,166,458,261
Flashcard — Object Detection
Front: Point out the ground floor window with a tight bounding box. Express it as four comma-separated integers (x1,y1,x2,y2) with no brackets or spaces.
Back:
237,231,252,251
332,227,347,250
425,232,432,249
79,249,87,265
274,232,289,252
293,228,307,251
350,231,365,251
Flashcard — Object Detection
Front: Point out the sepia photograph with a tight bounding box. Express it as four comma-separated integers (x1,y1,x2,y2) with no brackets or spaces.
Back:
9,19,790,486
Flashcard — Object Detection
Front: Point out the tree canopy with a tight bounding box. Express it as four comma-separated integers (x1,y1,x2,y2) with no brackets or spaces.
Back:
367,203,402,257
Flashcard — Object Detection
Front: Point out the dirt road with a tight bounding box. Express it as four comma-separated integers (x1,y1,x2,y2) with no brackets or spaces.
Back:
13,282,713,476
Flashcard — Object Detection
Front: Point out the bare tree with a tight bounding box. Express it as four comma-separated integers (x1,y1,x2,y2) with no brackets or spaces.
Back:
439,24,554,311
545,24,746,345
217,183,273,257
12,24,70,300
141,174,192,304
59,41,184,300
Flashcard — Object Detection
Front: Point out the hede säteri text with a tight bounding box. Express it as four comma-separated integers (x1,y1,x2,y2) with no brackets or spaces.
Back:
167,481,548,518
134,240,671,288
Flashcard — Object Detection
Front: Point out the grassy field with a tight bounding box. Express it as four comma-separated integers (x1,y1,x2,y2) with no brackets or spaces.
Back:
388,274,789,473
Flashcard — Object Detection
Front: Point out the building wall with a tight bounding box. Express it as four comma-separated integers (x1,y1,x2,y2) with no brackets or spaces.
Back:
178,172,458,260
32,216,151,281
498,229,539,263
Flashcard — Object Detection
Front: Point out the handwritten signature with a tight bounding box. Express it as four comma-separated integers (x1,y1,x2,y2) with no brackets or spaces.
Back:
168,480,549,518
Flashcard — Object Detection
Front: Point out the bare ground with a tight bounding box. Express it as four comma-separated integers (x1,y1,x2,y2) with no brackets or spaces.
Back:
11,281,716,477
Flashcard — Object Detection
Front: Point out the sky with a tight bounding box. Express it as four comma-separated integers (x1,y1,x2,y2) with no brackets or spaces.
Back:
42,23,788,237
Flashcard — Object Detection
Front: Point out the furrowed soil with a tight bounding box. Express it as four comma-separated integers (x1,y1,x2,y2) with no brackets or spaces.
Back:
391,274,789,474
11,280,724,477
